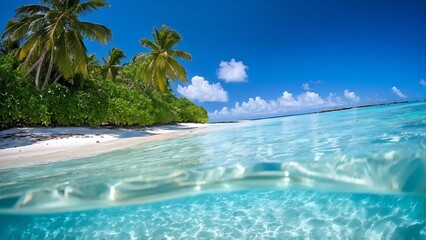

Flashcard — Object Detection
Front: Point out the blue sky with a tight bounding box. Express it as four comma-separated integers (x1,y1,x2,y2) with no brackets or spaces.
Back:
1,0,425,120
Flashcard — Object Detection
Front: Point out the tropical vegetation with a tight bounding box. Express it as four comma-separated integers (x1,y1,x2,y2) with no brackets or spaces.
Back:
101,47,125,81
135,25,192,92
0,0,208,130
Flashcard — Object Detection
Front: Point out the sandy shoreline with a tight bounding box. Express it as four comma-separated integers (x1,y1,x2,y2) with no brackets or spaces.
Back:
0,123,212,170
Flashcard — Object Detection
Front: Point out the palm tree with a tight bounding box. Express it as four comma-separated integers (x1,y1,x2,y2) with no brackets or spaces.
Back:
86,53,100,80
100,47,125,81
1,0,112,90
134,25,192,92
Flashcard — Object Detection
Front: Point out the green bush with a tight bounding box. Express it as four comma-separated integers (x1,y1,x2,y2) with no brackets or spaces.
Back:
176,98,209,123
149,92,180,124
0,55,208,129
0,56,50,128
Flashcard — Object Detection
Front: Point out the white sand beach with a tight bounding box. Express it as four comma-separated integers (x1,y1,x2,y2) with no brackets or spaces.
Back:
0,123,210,170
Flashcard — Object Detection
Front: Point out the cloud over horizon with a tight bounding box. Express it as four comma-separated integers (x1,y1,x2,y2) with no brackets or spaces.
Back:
210,90,350,120
391,86,407,98
217,59,249,82
177,76,228,102
419,79,426,87
344,89,361,102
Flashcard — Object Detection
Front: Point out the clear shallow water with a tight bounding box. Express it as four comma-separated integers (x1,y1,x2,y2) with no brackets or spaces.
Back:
0,102,425,238
2,191,426,239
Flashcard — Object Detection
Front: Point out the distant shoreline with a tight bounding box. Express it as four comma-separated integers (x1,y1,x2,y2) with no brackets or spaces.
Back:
317,101,410,113
214,100,419,123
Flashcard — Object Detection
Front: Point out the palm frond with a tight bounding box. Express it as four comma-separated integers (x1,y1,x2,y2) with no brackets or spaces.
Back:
170,50,192,61
153,27,161,46
20,43,39,71
108,47,125,65
142,60,156,84
4,15,39,41
28,16,47,33
67,0,82,10
55,33,73,78
18,34,40,61
46,15,65,43
155,68,166,92
140,38,159,52
15,4,49,15
76,0,110,15
133,52,150,62
100,47,125,80
163,28,181,49
41,0,60,5
74,21,112,44
67,30,88,77
1,0,111,89
167,57,187,82
136,25,191,92
164,63,178,81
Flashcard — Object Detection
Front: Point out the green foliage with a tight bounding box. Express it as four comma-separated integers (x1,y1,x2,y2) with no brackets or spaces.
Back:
1,4,208,128
150,92,181,124
148,92,208,124
135,25,192,92
175,98,209,123
120,61,146,89
100,81,154,126
100,47,126,81
0,57,50,127
0,39,19,57
0,54,18,85
2,0,112,90
0,55,208,130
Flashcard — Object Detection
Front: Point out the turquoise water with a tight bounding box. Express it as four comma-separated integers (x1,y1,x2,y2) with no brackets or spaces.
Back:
0,102,425,239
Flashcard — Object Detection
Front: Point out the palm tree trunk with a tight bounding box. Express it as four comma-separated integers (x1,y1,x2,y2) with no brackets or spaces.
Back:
142,79,154,95
41,51,54,90
22,45,37,74
25,58,42,78
35,48,48,90
53,73,62,83
25,48,45,78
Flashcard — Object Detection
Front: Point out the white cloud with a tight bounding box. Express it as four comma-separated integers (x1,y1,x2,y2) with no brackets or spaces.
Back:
210,90,349,120
277,91,297,107
177,76,228,102
302,80,321,91
326,93,344,105
419,79,426,87
302,83,310,91
216,59,248,82
297,91,326,105
232,97,273,115
343,89,360,102
391,86,407,99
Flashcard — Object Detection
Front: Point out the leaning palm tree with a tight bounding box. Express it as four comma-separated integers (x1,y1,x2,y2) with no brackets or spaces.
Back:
1,0,112,90
134,25,192,92
100,47,125,81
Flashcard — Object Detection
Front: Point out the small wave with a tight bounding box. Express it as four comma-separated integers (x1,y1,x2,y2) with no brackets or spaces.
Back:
1,157,425,214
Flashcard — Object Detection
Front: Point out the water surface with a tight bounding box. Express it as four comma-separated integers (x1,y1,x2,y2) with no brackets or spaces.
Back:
0,102,425,238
